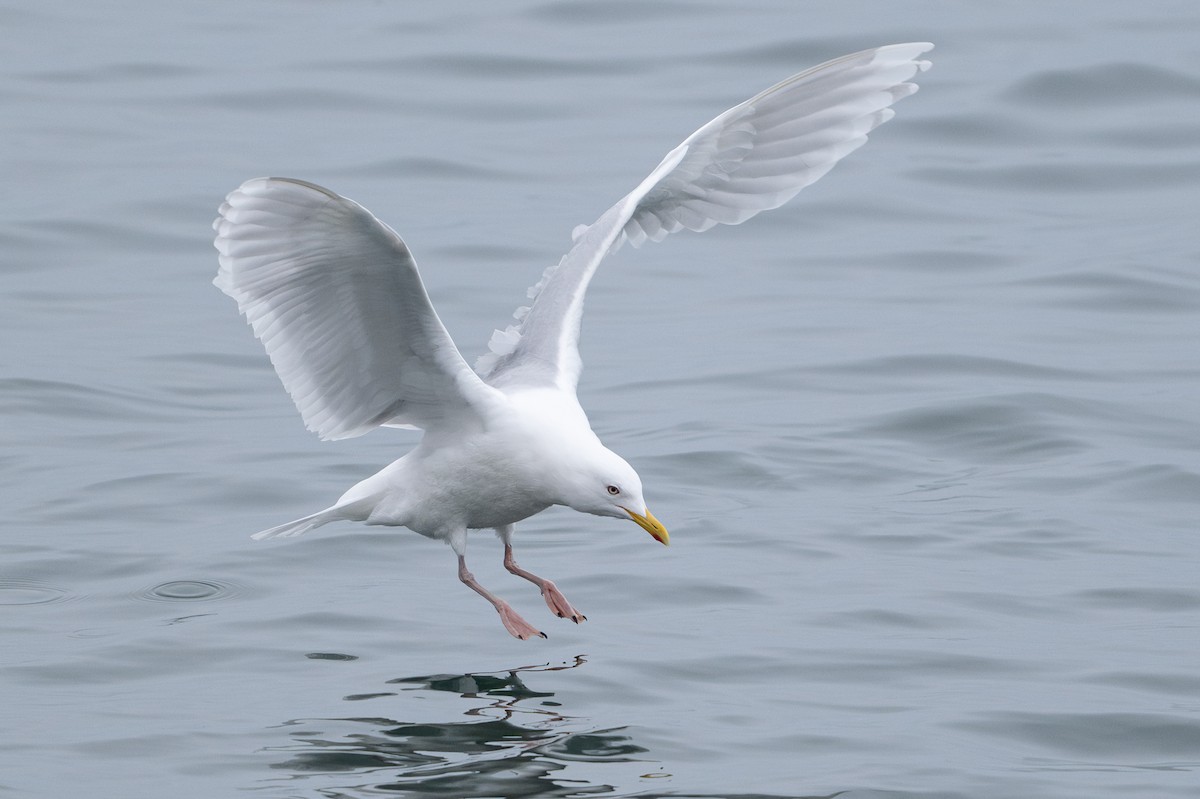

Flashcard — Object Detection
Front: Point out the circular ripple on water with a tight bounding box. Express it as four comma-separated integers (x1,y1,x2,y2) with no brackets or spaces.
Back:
0,578,76,606
137,579,241,603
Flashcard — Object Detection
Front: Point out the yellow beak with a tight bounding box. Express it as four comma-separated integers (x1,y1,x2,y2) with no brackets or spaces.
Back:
624,507,669,546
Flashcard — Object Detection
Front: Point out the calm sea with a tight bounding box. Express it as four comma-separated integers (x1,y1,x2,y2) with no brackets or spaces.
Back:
3,1,1199,797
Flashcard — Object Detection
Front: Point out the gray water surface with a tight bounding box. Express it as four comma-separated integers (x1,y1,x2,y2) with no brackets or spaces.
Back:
4,2,1200,797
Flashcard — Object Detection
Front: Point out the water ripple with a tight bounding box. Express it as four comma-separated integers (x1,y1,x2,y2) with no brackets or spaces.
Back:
1004,63,1200,108
956,711,1200,759
23,61,198,85
134,579,241,603
1073,586,1200,612
915,161,1200,193
1022,268,1200,313
198,88,391,113
325,53,648,79
337,156,523,181
307,652,360,662
529,0,701,24
849,397,1090,463
0,377,175,423
0,578,76,606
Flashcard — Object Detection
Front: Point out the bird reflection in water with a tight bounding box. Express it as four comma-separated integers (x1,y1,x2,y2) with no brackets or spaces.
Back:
266,655,654,797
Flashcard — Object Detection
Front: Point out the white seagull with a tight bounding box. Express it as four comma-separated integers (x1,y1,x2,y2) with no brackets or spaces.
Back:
214,43,933,639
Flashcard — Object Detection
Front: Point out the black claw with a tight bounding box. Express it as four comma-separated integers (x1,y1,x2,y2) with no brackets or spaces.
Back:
538,631,548,639
556,612,564,618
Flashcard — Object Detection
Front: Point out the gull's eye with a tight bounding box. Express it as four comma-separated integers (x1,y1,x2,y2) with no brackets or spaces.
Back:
606,485,620,495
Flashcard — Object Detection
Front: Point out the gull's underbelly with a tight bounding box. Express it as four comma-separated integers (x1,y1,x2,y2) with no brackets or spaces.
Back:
463,492,553,530
403,479,551,535
369,437,556,536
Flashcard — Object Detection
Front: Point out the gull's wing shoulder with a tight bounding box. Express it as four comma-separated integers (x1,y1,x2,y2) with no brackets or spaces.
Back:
215,177,502,440
477,42,932,392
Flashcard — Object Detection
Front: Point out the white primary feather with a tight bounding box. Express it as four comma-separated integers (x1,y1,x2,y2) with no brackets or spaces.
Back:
477,42,932,392
214,177,502,440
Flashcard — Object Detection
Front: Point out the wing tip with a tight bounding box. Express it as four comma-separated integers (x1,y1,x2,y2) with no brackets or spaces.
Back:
872,42,935,74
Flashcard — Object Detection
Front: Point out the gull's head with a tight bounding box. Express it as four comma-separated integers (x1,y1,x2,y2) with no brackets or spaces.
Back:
561,445,669,546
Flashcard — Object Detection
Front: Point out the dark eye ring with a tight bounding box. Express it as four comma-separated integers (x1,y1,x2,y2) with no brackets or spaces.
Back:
607,485,620,495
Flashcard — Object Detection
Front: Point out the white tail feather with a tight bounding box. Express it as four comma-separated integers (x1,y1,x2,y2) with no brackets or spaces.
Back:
250,508,339,540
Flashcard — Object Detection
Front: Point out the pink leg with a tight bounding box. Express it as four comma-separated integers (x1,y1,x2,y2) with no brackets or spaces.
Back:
458,555,546,640
503,543,586,624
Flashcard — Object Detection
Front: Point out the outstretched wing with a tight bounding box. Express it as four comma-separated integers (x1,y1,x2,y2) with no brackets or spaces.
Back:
214,177,501,440
477,42,933,392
